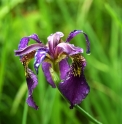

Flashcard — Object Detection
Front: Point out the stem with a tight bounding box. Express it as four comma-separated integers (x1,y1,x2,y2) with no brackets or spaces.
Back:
22,92,28,124
57,87,102,124
75,105,103,124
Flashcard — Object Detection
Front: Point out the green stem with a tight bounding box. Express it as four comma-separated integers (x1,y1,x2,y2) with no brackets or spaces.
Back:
75,105,103,124
57,87,102,124
22,92,28,124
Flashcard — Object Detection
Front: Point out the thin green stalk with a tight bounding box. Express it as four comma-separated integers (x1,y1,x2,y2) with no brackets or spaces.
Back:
75,105,103,124
60,92,103,124
59,90,103,124
56,87,102,124
22,92,28,124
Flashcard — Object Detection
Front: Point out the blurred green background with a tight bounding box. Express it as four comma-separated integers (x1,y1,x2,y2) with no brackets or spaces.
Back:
0,0,122,124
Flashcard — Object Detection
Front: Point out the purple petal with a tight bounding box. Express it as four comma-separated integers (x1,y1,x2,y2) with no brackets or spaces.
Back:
26,68,38,110
42,62,56,88
66,30,83,42
66,30,90,54
59,59,69,79
55,43,83,57
82,32,90,54
18,37,29,50
59,54,89,108
28,34,41,43
47,32,64,55
15,43,47,56
59,73,90,109
34,49,48,74
26,96,38,110
18,34,41,50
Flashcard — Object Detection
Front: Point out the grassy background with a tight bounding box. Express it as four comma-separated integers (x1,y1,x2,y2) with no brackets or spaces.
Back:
0,0,122,124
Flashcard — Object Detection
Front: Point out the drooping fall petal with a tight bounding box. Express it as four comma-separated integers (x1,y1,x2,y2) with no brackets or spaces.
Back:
59,73,90,109
42,62,56,88
59,54,90,108
26,68,38,110
20,51,38,109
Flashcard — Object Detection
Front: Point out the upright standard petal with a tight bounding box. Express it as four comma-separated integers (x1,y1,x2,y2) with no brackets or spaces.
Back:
47,32,64,56
66,30,90,54
59,54,90,108
42,62,56,88
18,34,41,50
34,48,48,74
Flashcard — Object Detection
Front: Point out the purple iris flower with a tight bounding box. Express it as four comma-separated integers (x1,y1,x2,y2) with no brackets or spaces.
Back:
14,30,90,110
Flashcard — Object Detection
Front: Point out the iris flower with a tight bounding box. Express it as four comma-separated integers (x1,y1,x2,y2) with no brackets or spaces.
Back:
14,30,90,110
